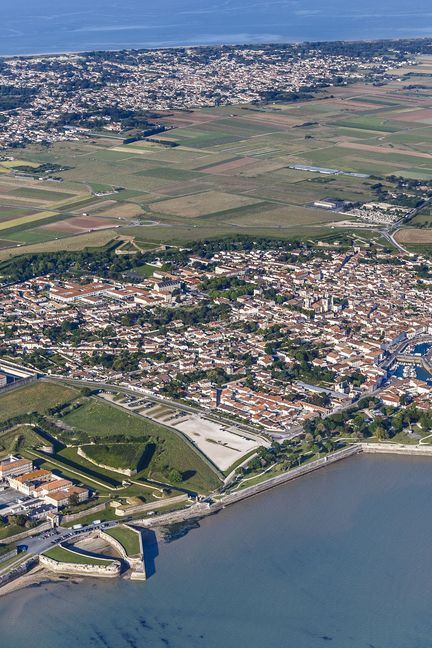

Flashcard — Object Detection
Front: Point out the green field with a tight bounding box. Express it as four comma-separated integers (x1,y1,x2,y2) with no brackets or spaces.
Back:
409,207,432,227
0,381,220,495
0,425,48,458
10,188,75,201
62,399,221,492
63,399,174,439
43,545,115,566
0,381,78,423
104,526,141,557
82,442,150,472
0,70,432,256
0,524,25,540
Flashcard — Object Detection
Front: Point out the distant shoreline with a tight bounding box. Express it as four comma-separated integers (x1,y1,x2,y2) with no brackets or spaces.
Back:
0,35,430,59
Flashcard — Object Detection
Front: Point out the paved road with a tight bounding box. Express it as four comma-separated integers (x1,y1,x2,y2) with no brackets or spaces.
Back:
381,195,432,254
24,519,122,556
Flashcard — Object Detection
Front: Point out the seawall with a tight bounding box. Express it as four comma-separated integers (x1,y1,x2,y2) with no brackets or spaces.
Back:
97,527,146,579
361,443,432,456
40,547,121,578
137,445,362,528
138,442,432,530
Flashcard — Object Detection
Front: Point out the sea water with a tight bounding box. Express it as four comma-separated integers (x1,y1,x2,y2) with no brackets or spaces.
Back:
0,0,431,56
2,454,432,647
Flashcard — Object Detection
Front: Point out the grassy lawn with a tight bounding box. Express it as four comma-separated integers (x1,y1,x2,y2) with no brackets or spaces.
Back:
0,425,49,458
82,442,150,471
11,187,76,201
0,524,26,540
104,526,141,557
44,546,115,566
0,381,78,423
63,399,221,493
27,447,123,492
63,399,167,439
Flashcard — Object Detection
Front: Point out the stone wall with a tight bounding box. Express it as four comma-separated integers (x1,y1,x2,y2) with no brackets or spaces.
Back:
130,526,146,580
61,502,106,524
0,556,39,588
0,375,37,396
114,493,188,517
0,549,18,565
0,522,51,546
77,447,136,477
97,527,146,579
40,549,121,578
137,445,362,528
361,443,432,456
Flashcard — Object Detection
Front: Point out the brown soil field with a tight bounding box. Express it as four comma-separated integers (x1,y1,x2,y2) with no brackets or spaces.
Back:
325,98,390,111
237,111,303,127
392,109,432,123
157,116,196,127
241,160,289,177
93,202,144,219
396,228,432,243
149,111,223,129
338,141,432,159
41,215,120,233
202,157,257,175
225,204,350,227
149,190,262,218
0,238,16,248
179,110,223,124
79,199,116,212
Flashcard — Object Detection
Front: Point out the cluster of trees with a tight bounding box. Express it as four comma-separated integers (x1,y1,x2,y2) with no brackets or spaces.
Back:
142,303,232,329
201,276,255,301
371,181,426,209
15,162,70,176
295,38,432,59
0,234,324,284
302,398,432,442
2,514,37,530
415,264,432,279
370,404,432,440
161,367,231,399
0,84,36,110
21,350,68,372
240,434,339,478
271,358,336,387
0,244,149,283
84,350,143,372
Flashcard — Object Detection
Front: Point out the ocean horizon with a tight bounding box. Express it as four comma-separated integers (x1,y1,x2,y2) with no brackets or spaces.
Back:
0,0,431,57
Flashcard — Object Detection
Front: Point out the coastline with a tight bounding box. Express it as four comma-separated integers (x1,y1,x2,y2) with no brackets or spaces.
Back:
0,34,429,59
0,564,81,599
2,443,432,599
